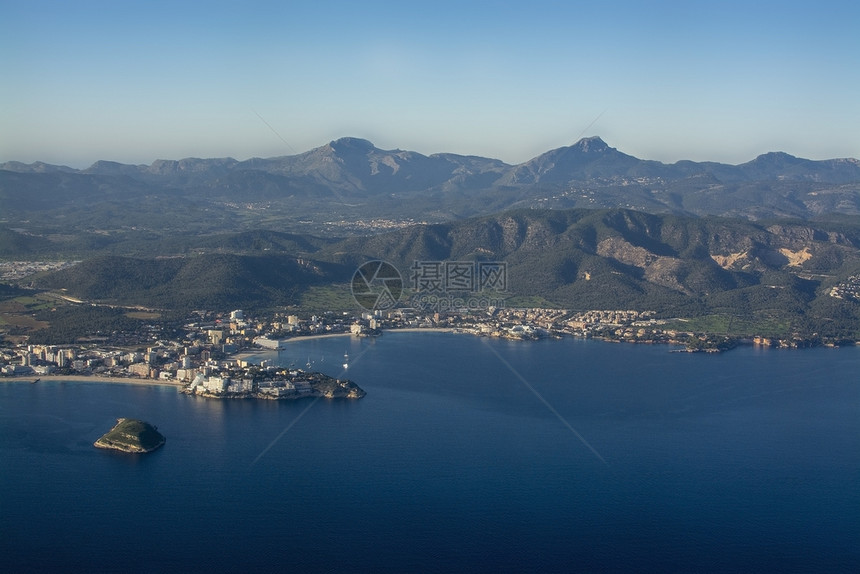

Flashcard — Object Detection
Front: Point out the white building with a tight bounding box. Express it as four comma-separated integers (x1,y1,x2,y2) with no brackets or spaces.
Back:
204,376,229,393
254,337,281,350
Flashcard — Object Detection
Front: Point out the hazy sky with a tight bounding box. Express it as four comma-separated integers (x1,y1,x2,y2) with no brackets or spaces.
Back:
2,0,858,167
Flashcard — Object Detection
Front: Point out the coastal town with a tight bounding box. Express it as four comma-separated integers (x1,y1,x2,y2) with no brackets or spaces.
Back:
0,301,808,388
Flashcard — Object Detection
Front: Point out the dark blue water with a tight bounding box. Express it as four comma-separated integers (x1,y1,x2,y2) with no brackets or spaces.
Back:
2,334,858,573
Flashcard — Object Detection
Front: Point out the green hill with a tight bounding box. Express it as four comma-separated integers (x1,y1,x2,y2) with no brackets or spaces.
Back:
34,253,349,311
24,207,860,339
323,208,860,337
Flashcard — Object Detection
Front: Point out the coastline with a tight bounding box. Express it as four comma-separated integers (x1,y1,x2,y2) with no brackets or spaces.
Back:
383,328,458,334
2,330,851,390
1,375,183,387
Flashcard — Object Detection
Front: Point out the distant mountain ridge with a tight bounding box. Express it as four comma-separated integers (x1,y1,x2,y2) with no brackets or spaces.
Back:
5,136,859,184
2,137,860,230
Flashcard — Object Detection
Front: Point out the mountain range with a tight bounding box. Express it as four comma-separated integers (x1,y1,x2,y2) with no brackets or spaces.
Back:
3,137,860,237
3,138,860,342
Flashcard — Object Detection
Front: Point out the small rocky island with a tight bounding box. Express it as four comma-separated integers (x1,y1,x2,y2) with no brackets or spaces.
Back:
94,418,166,453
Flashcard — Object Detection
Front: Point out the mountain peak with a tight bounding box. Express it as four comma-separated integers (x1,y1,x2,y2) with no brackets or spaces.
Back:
0,160,77,173
329,137,376,152
751,151,799,163
572,136,609,152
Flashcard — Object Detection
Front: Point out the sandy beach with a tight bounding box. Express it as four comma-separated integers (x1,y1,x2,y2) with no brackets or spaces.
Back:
1,375,184,388
277,328,458,343
382,328,459,334
276,328,460,344
280,332,353,343
231,349,269,360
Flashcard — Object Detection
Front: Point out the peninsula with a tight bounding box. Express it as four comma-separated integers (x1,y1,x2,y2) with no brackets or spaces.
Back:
182,369,366,400
94,418,165,453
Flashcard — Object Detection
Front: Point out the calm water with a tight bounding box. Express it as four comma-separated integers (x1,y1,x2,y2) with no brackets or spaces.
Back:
2,333,858,573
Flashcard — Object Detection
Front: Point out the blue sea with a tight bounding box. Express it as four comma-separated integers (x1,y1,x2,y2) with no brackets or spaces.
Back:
2,333,859,573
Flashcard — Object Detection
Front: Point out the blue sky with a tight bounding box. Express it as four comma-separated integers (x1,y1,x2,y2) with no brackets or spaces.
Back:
2,0,858,167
